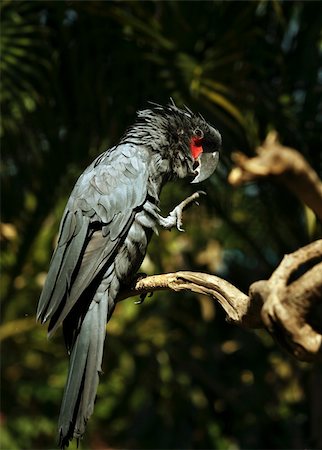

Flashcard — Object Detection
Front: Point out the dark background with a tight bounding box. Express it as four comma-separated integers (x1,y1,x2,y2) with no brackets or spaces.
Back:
1,1,322,449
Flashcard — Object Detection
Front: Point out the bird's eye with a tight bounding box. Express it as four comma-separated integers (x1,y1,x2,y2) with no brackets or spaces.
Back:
194,129,203,138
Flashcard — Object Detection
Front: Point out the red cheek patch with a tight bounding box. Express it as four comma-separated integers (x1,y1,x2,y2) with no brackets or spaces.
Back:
190,137,203,159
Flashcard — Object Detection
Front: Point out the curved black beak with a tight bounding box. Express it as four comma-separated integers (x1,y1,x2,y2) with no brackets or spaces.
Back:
191,151,219,183
190,126,221,184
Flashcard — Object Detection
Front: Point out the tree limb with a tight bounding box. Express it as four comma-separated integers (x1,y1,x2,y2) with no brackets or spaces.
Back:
228,131,322,221
117,240,322,362
118,272,263,328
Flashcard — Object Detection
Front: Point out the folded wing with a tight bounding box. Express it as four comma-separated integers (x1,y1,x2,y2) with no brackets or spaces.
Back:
37,144,149,336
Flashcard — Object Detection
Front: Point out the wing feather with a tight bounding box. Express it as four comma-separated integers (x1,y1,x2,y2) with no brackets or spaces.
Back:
37,143,149,333
37,211,90,322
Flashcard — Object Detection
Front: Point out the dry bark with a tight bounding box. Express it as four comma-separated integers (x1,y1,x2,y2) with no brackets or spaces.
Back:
118,271,262,328
228,131,322,221
253,240,322,361
117,240,322,362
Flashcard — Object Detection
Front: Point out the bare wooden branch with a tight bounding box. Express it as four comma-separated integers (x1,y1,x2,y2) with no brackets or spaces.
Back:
228,131,322,221
117,271,262,328
117,240,322,362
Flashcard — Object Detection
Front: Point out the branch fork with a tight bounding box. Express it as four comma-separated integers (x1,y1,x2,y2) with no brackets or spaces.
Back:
117,242,322,362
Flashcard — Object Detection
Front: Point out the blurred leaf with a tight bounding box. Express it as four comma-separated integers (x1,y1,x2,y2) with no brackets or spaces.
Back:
199,85,245,126
0,317,35,341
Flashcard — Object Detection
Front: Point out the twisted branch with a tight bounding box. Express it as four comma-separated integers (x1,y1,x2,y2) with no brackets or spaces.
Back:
117,240,322,362
118,271,262,328
228,131,322,221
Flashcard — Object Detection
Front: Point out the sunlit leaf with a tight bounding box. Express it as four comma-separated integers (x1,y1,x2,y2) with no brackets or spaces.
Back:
199,85,245,126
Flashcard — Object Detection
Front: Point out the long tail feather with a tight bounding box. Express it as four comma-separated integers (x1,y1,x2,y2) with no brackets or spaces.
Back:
58,298,108,448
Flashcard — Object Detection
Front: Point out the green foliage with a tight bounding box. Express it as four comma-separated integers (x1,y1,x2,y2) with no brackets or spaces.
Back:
1,1,321,449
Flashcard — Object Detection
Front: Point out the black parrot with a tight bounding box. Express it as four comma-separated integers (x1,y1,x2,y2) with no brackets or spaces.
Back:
37,102,222,447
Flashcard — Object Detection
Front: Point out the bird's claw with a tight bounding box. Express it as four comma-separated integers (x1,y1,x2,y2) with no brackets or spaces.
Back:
173,191,206,232
170,207,185,232
176,215,185,232
134,293,147,305
158,191,205,232
131,273,148,304
134,291,153,305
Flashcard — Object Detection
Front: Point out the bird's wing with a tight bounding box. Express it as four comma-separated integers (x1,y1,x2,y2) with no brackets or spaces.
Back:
37,144,149,334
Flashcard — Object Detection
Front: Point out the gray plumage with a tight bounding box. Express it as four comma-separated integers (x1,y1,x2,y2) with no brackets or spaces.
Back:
37,103,221,448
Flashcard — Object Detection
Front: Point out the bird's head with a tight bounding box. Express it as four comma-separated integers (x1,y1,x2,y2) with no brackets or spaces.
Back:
133,101,222,183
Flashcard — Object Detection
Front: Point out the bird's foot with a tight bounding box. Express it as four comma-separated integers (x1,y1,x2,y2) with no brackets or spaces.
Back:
158,191,206,232
131,273,152,305
134,291,153,305
134,293,147,305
